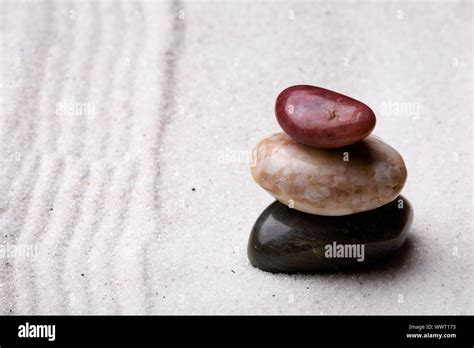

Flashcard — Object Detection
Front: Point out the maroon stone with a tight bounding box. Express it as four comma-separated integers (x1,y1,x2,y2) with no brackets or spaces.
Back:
275,85,376,148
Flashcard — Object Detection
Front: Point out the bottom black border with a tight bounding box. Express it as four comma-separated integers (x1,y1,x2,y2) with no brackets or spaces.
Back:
0,315,472,346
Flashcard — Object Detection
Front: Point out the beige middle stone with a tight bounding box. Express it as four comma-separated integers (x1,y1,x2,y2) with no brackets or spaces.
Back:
251,132,407,216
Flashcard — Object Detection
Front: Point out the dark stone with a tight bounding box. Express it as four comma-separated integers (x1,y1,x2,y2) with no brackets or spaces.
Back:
248,196,413,273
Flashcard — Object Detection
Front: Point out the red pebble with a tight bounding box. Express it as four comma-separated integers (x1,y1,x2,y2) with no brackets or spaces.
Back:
275,85,376,148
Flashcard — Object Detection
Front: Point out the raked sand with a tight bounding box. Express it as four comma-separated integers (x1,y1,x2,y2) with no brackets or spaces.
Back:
0,0,472,314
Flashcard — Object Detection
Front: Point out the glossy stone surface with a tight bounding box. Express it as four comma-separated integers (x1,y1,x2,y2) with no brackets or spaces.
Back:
275,85,376,148
251,132,407,216
248,196,413,273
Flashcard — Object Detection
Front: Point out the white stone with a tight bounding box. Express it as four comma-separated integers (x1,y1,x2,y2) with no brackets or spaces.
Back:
251,133,407,216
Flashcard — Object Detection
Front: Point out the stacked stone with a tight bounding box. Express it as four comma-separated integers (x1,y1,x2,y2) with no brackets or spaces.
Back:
248,85,413,273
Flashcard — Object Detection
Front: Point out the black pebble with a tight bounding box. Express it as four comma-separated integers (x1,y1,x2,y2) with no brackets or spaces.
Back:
248,196,413,273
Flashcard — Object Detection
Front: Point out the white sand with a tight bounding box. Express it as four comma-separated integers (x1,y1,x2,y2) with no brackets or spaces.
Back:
0,0,472,314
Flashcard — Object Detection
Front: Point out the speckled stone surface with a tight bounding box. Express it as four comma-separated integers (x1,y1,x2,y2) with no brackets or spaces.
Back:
248,196,413,273
251,132,407,216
